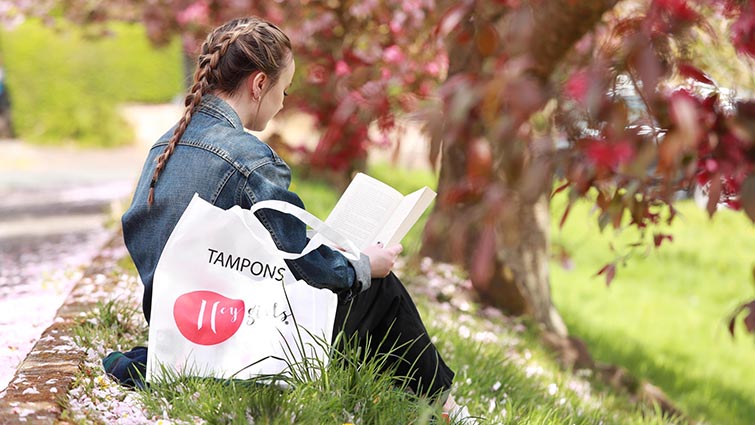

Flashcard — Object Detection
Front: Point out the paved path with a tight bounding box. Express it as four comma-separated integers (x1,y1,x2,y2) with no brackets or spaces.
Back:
0,144,142,391
0,104,180,392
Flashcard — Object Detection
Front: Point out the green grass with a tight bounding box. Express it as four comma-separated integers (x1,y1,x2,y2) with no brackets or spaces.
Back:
1,19,183,146
139,333,447,424
415,297,683,425
69,257,673,425
550,193,755,425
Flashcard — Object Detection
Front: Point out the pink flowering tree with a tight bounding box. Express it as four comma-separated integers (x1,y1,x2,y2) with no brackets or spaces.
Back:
7,0,445,178
419,0,755,337
4,0,443,177
269,0,446,176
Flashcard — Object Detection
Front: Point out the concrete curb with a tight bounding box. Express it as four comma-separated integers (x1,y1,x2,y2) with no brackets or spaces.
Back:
0,230,127,424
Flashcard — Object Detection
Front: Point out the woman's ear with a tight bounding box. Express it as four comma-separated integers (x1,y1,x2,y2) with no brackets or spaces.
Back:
250,72,267,101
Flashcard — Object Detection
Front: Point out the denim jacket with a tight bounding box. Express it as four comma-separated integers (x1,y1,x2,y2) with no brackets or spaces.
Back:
122,95,371,322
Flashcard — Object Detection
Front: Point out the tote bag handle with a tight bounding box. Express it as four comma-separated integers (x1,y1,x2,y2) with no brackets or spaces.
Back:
230,198,361,262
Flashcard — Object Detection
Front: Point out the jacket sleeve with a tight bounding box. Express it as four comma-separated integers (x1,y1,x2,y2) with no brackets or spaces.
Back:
244,163,371,297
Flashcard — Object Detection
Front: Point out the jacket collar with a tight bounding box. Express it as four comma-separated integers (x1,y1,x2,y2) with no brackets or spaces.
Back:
197,94,244,129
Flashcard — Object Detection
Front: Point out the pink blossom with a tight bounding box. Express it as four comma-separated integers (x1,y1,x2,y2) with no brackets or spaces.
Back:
585,139,635,170
704,158,719,174
176,1,210,27
382,45,405,64
335,60,351,77
425,61,441,77
390,11,407,34
401,0,422,14
564,70,589,103
389,20,403,34
307,64,328,84
349,0,377,18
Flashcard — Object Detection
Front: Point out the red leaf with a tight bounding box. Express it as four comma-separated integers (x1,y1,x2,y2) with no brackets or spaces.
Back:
466,139,493,180
729,307,740,336
559,202,572,229
678,63,714,85
611,205,624,229
732,6,755,57
585,139,635,170
596,263,617,286
612,17,643,38
630,40,663,99
729,300,755,336
475,22,499,56
653,233,673,247
707,173,722,217
652,0,700,22
551,181,570,199
667,205,677,225
745,308,755,333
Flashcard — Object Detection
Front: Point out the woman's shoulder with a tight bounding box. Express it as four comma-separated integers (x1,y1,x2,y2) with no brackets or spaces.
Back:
178,119,286,176
220,130,288,173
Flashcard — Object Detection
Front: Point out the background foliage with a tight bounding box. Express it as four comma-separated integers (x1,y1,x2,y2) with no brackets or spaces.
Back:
1,19,183,146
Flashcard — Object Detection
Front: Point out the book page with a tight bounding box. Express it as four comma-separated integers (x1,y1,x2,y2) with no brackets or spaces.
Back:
324,173,403,250
372,187,436,247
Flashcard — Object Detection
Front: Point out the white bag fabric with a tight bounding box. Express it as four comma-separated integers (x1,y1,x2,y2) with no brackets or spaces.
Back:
146,194,359,383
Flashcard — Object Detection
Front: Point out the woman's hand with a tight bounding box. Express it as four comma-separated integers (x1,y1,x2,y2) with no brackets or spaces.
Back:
363,243,403,278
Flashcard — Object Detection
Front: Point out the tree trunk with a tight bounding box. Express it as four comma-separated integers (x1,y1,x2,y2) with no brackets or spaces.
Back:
422,0,618,336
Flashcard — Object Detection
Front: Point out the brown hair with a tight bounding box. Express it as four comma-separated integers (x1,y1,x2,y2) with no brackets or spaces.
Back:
148,17,292,205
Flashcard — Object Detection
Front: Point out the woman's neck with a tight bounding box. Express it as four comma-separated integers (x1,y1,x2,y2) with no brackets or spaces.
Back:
215,91,255,129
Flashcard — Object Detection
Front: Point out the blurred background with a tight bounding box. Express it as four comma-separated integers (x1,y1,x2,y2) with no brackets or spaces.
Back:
0,19,185,392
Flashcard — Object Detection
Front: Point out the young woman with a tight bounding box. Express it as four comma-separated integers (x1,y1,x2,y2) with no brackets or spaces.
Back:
120,16,470,419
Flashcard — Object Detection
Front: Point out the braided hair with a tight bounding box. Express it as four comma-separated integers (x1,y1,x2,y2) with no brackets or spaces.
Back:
148,17,292,205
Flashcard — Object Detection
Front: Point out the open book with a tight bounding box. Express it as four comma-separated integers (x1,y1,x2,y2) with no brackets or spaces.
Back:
320,173,436,251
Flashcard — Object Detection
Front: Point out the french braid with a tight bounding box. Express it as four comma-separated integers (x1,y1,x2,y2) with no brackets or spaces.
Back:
147,17,292,205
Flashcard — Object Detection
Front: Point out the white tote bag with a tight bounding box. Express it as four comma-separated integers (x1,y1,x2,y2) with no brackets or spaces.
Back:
146,194,360,383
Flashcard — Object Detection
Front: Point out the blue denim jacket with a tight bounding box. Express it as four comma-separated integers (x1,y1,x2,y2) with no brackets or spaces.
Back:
122,95,370,322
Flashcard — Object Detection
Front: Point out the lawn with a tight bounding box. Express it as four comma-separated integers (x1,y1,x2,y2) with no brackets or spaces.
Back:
550,194,755,425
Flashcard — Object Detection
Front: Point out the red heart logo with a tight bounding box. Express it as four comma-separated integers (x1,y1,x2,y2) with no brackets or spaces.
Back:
173,291,245,346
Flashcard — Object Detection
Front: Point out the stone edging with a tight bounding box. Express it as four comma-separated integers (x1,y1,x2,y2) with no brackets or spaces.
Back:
0,231,127,424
